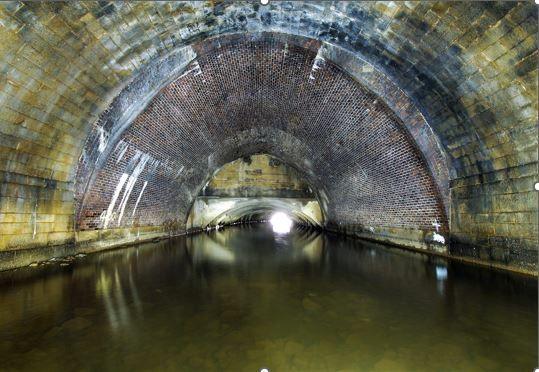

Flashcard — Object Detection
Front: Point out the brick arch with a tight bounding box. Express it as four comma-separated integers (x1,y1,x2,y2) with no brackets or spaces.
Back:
76,34,447,252
76,33,450,220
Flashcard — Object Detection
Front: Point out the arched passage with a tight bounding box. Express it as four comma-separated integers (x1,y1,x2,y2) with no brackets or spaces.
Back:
74,33,448,254
0,2,536,272
185,153,323,230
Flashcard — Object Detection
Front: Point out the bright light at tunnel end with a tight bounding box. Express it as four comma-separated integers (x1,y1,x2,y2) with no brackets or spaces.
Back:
270,212,293,234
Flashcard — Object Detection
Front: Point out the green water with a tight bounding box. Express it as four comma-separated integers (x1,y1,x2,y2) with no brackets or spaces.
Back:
0,224,536,371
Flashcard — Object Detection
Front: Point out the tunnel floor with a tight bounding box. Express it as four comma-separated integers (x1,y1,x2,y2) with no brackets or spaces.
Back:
0,224,536,371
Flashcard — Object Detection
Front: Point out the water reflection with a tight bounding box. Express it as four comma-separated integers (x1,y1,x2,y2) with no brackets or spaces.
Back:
435,264,448,296
0,224,536,371
186,225,324,268
95,265,143,332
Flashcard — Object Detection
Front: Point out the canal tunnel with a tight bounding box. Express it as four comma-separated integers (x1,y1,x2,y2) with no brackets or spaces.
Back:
0,1,536,273
0,2,538,370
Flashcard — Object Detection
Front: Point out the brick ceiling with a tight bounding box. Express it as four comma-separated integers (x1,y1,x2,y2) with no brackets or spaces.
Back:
76,34,447,232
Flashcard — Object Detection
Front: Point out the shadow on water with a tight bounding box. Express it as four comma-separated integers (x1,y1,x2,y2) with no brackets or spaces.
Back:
0,224,536,371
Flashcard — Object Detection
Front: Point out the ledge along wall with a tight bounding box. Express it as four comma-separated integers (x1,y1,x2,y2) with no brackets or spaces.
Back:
0,2,536,273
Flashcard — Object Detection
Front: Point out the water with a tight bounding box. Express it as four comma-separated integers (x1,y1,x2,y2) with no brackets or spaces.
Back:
0,224,536,371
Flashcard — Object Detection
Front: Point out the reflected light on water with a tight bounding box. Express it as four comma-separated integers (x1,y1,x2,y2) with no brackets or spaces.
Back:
0,225,536,371
435,265,448,281
193,237,236,263
96,266,141,332
270,212,292,234
435,265,448,296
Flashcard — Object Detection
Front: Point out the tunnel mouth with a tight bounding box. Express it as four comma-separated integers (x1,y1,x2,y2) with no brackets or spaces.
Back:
269,212,293,234
186,154,323,232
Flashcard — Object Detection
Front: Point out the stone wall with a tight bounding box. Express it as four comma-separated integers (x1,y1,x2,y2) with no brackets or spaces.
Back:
450,164,538,270
201,154,313,199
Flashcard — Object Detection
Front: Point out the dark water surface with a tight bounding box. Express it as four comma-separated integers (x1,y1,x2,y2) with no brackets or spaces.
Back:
0,225,536,371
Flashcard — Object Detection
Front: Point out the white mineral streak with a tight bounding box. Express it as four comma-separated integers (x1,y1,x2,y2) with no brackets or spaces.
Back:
117,153,150,226
99,210,107,225
433,232,445,244
98,126,109,153
309,47,325,80
102,173,129,228
360,169,368,182
131,180,148,217
192,61,202,76
175,165,185,179
32,201,37,239
179,60,202,79
115,140,129,164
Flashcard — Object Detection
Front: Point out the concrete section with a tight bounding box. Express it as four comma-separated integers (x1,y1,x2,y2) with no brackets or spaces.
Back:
188,154,322,230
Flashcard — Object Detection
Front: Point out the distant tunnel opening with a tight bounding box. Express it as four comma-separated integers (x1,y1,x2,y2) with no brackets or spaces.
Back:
186,154,324,232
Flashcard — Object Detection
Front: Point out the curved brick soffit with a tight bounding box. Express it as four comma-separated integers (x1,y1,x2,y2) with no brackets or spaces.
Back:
75,32,450,230
64,0,533,186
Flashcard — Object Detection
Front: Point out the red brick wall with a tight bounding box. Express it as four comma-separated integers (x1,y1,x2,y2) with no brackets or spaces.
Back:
76,36,447,245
